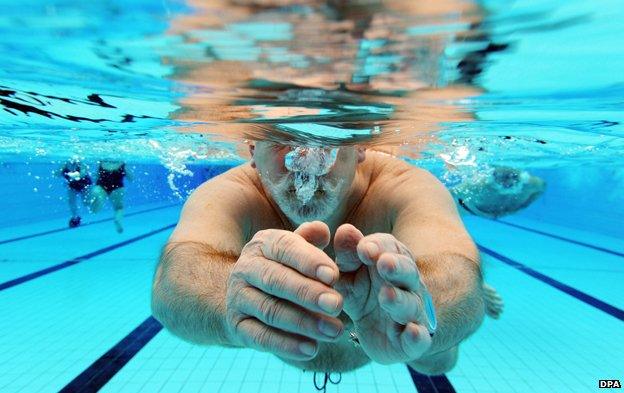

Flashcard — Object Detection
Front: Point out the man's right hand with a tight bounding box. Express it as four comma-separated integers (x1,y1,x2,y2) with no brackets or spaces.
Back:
225,222,344,360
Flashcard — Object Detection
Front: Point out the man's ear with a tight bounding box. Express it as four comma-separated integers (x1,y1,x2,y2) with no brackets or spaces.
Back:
357,147,366,163
249,144,256,168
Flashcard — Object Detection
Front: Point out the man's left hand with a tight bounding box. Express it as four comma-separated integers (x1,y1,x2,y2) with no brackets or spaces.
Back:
333,224,436,364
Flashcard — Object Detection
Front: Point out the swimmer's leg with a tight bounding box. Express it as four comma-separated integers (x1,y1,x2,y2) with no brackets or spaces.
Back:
483,282,504,319
109,187,125,233
67,189,81,227
67,189,79,217
88,185,107,213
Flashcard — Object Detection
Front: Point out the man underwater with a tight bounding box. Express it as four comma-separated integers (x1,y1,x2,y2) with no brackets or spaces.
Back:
152,143,497,375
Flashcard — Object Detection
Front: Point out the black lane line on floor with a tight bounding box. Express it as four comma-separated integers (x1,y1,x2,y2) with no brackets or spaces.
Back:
60,316,163,393
407,366,456,393
479,244,624,322
494,220,624,258
0,203,180,246
0,223,176,292
63,320,456,393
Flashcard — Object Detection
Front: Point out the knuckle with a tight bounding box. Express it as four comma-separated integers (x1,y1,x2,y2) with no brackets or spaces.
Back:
396,254,412,270
255,229,272,240
236,285,254,301
374,232,403,254
403,247,415,260
243,236,263,252
226,284,247,314
262,268,287,293
279,339,297,356
259,296,280,325
248,229,277,252
225,309,238,327
252,327,272,350
271,232,292,259
294,284,312,304
229,265,246,282
294,313,309,332
229,315,249,345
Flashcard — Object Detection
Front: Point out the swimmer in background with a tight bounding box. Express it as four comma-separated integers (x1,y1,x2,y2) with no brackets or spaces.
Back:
57,157,93,228
90,160,132,233
452,166,546,219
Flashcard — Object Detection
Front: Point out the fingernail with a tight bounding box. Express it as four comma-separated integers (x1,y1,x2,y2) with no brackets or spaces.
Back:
316,266,335,285
366,242,378,259
299,342,316,356
318,293,340,314
387,286,397,301
385,256,397,273
318,319,341,338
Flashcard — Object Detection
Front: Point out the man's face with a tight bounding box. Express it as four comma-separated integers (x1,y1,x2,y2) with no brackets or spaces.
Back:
252,141,362,226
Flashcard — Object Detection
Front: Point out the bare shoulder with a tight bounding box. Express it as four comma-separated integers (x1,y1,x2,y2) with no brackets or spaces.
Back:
186,164,261,208
168,164,267,253
366,152,452,207
361,152,476,258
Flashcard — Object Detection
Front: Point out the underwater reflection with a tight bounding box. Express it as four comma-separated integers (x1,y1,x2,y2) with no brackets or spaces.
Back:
165,0,503,160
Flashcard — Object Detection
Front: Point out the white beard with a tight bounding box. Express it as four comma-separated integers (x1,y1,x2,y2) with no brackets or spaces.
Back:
266,173,343,226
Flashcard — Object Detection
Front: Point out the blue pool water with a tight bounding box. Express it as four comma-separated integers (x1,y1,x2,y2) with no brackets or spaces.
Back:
1,0,623,392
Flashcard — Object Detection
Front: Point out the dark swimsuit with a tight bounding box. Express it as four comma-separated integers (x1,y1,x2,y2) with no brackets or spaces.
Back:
96,164,126,194
62,164,92,192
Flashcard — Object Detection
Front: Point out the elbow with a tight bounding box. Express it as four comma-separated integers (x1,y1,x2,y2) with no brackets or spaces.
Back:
150,269,194,343
150,246,182,334
150,264,171,328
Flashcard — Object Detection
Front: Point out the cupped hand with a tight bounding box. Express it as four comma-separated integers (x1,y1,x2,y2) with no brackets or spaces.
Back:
225,222,344,361
333,224,436,364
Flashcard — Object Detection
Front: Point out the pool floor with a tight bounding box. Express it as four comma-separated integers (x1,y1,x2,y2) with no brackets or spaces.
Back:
0,203,622,392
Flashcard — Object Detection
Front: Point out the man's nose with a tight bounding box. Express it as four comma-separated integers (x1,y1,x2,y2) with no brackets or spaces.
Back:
285,147,338,175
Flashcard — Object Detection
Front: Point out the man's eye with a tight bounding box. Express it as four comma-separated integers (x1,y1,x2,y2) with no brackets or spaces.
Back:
273,145,292,153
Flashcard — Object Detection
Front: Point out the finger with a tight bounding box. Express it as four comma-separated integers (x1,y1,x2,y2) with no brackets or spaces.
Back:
334,223,365,272
356,233,414,266
243,258,343,316
490,297,504,307
376,253,421,291
399,322,432,360
378,285,426,325
257,229,339,285
237,286,344,341
294,221,330,250
235,317,319,360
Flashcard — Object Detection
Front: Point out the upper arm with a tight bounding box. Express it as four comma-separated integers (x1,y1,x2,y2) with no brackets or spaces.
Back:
167,169,254,256
383,166,478,261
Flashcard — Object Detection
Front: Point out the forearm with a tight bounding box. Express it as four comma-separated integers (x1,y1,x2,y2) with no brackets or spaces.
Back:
416,252,485,356
151,241,239,347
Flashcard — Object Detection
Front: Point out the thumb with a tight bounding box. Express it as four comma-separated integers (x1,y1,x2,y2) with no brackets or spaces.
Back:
294,221,330,250
334,224,364,272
